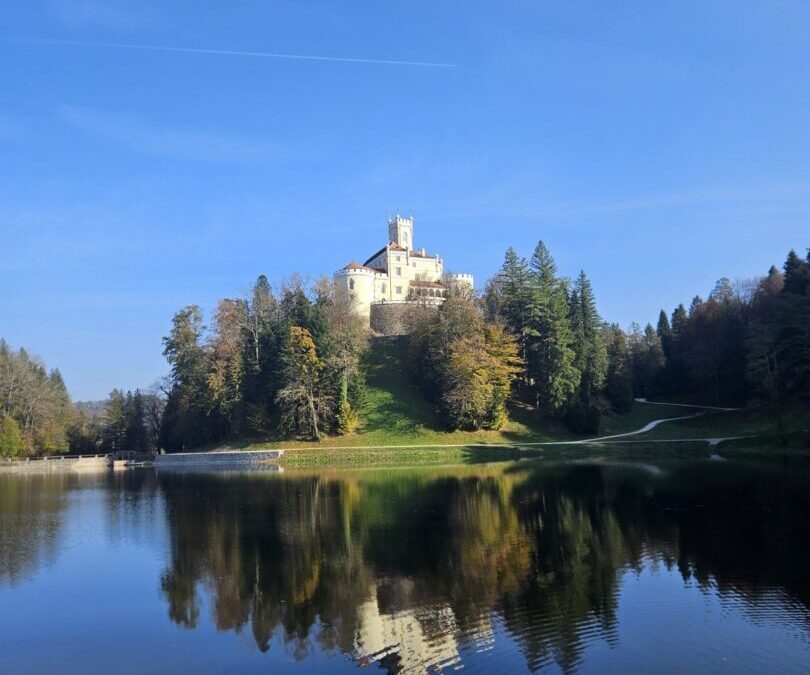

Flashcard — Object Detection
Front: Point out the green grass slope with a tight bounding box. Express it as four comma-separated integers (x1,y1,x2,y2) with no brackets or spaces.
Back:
240,338,700,463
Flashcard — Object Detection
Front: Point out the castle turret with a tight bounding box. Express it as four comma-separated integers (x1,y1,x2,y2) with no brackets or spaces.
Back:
388,214,413,250
446,273,474,292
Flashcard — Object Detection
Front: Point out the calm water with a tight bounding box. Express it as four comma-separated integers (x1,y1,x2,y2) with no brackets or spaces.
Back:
1,458,810,674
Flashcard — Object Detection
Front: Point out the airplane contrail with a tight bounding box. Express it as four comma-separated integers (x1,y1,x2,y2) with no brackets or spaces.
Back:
5,37,458,68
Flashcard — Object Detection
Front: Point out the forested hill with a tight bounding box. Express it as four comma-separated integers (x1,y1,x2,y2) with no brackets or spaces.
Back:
2,244,808,458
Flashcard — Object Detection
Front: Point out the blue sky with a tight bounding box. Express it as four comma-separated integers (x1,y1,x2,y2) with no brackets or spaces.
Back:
2,1,809,400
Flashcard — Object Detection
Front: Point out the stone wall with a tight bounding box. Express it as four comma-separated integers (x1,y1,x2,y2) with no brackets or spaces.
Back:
370,302,442,336
370,303,411,336
155,449,284,471
0,455,112,474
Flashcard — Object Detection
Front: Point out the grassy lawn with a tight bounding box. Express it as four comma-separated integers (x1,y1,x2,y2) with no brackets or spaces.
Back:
207,338,809,467
638,404,810,445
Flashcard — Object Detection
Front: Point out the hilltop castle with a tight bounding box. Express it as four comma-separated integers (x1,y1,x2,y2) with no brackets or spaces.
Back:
335,215,474,334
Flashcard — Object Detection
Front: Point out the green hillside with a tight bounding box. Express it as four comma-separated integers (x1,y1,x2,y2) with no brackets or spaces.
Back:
240,337,694,458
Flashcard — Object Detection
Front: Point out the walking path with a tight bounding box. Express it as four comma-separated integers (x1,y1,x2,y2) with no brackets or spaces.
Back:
244,399,745,453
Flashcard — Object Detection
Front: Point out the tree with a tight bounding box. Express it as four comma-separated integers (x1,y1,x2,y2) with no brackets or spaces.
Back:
569,273,607,390
161,306,212,449
603,324,634,413
207,299,247,437
0,341,73,454
497,248,532,367
775,250,810,398
318,278,367,408
566,271,608,432
656,310,672,359
102,389,127,453
410,292,521,430
277,326,329,439
0,416,25,457
628,323,666,397
526,242,579,415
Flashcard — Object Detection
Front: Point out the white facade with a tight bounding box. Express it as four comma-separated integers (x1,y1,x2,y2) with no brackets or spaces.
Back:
335,215,474,326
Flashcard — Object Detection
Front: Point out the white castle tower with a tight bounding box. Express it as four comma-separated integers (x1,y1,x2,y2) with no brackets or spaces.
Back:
387,214,413,250
335,214,474,334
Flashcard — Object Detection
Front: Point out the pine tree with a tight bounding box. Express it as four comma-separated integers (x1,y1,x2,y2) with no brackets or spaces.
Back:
497,247,532,365
603,324,634,412
526,241,579,415
567,271,607,432
776,250,810,397
161,305,211,449
656,310,672,359
570,271,607,397
102,389,127,453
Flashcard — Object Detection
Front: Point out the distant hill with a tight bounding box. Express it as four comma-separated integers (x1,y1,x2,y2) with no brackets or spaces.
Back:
75,400,106,418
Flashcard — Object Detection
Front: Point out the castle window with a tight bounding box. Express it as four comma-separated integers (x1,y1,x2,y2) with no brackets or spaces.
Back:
396,286,402,295
349,278,355,290
395,267,401,276
381,283,387,294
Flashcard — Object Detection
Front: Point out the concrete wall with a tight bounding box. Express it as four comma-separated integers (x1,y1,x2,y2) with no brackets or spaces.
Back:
155,449,284,470
0,455,112,474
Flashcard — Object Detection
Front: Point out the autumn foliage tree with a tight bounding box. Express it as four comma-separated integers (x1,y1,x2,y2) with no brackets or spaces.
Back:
410,291,521,430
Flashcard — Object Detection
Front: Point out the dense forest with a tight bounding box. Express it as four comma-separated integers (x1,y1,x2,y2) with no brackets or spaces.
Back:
0,339,163,458
1,244,807,457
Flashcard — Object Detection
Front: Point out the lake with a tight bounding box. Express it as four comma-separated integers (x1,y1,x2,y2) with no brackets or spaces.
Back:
1,457,809,674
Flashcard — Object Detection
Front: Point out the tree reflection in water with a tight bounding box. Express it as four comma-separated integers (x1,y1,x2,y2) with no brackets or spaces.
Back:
0,473,72,587
155,459,810,673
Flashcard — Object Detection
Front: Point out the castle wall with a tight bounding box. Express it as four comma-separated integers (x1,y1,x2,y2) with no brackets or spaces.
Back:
370,303,414,336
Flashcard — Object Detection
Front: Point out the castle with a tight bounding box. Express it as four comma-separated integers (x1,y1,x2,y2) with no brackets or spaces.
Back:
335,215,474,334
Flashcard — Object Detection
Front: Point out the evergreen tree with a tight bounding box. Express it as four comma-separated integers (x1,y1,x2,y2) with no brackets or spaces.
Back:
161,305,212,449
656,310,672,359
603,324,634,412
569,271,608,397
102,389,127,453
497,247,532,366
775,250,810,398
526,242,579,415
567,271,607,432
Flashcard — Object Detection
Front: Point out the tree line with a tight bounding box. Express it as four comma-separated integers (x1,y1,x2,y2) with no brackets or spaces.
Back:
0,337,166,458
0,341,72,457
481,242,612,432
631,248,810,412
480,242,809,433
2,244,807,456
158,276,367,449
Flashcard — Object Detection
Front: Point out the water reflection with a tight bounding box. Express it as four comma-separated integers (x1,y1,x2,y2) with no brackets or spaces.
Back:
154,459,810,673
0,473,71,586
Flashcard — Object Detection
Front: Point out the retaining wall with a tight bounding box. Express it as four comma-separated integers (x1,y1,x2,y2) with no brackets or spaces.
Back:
154,449,284,470
0,455,112,474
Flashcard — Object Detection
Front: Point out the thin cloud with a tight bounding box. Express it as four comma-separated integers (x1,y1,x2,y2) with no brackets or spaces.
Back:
60,106,278,162
8,37,458,68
